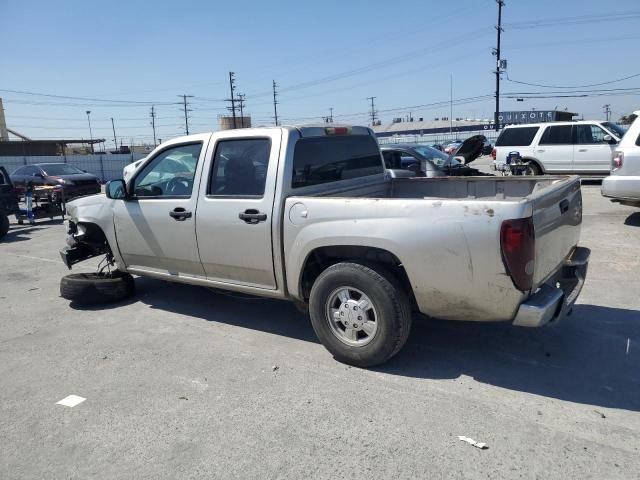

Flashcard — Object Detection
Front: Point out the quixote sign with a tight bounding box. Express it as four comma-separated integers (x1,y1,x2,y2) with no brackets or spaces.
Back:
497,111,557,124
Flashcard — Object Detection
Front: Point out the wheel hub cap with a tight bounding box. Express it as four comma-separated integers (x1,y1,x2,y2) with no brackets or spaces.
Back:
326,287,378,347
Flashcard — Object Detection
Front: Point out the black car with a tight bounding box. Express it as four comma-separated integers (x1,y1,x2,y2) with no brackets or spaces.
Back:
381,135,489,178
0,166,20,239
11,163,101,201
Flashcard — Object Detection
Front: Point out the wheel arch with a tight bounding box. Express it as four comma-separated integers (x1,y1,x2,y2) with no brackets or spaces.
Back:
297,245,417,309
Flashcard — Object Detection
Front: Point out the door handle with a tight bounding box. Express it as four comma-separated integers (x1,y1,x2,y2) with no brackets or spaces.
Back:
559,199,570,214
578,148,587,152
169,207,192,221
239,209,267,224
536,149,545,153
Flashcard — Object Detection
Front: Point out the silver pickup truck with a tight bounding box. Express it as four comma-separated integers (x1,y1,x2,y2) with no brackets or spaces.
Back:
60,126,590,366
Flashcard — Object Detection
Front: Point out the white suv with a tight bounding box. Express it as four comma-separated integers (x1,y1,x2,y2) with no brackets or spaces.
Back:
492,120,626,175
601,111,640,207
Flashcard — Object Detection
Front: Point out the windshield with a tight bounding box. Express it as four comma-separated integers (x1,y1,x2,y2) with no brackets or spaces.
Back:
601,122,626,139
412,145,462,168
40,164,85,176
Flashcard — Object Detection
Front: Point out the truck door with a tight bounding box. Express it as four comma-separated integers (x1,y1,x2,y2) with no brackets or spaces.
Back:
573,124,614,173
534,124,574,172
113,139,208,277
196,129,281,290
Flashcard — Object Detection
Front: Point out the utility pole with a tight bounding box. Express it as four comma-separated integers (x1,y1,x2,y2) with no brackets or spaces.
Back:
603,104,611,121
228,72,237,129
493,0,505,131
272,80,279,126
179,94,193,135
329,107,334,123
450,74,453,133
85,110,94,153
150,106,157,146
367,96,378,125
110,117,117,151
237,94,246,128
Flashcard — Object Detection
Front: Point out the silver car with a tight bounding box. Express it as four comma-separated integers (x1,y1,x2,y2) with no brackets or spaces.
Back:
602,111,640,207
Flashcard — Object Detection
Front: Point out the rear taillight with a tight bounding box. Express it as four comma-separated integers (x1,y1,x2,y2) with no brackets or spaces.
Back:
491,148,497,160
500,217,535,292
325,126,351,135
612,151,624,170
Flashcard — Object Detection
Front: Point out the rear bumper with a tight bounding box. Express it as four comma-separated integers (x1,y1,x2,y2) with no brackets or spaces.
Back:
601,175,640,202
512,246,590,328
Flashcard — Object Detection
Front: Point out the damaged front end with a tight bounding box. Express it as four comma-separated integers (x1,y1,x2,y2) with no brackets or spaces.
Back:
60,221,111,269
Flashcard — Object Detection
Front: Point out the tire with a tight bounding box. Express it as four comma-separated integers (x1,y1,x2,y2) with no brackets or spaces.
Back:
524,161,542,176
60,271,135,305
0,212,9,240
309,262,412,367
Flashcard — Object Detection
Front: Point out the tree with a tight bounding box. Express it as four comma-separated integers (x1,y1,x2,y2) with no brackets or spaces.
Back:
619,113,638,125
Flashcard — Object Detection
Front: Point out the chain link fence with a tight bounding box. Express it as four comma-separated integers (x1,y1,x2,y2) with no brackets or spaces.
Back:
0,153,147,182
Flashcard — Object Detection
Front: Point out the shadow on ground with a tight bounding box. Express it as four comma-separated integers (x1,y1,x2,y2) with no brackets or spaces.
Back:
625,212,640,227
123,277,639,411
2,219,64,243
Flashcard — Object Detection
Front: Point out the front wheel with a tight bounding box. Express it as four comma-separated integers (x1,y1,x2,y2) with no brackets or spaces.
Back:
309,262,412,367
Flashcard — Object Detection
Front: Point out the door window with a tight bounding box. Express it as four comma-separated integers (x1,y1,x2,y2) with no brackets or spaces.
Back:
495,127,539,146
208,138,271,197
576,125,609,144
539,125,573,145
132,143,202,197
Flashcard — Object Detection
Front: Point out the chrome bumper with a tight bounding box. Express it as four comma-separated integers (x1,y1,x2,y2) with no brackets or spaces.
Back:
512,247,590,328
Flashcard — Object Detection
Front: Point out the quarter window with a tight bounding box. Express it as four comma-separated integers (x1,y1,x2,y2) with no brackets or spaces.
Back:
539,125,573,145
133,143,202,197
208,138,271,197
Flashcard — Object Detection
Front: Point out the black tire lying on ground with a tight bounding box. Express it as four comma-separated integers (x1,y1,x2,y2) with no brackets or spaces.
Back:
60,271,135,305
0,212,9,240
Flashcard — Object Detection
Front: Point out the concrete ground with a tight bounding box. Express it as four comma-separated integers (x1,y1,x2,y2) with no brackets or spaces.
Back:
0,184,638,479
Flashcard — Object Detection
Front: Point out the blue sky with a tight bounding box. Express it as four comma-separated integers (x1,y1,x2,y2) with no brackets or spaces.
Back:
1,0,639,145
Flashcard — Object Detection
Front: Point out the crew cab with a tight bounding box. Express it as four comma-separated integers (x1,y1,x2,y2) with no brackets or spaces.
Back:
60,125,590,366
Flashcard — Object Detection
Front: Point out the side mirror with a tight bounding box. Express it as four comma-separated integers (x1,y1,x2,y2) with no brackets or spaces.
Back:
33,172,44,178
603,134,617,144
106,179,128,199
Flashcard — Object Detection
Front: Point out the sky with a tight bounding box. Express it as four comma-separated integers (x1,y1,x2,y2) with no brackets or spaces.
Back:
1,0,639,146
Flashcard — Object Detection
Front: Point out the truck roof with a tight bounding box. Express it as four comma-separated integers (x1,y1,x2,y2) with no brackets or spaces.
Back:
503,120,610,128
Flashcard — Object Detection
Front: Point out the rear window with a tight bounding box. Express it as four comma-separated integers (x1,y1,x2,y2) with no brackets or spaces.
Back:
495,127,539,147
292,135,383,188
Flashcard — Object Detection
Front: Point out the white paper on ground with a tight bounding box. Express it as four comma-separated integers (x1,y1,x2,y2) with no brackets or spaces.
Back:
56,395,86,407
458,435,488,449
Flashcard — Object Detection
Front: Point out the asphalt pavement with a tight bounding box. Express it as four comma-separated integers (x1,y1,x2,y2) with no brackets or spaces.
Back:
0,182,638,479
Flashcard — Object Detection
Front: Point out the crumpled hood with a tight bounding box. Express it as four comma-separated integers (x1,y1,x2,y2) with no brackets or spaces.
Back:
66,193,107,220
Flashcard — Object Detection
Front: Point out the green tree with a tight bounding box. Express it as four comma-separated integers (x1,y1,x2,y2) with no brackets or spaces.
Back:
619,113,638,125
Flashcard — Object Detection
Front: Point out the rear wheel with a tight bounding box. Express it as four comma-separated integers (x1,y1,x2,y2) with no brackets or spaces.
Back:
309,262,412,367
523,161,542,176
60,271,135,305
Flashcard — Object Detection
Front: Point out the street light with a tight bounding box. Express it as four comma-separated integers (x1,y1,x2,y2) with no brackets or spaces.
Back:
86,110,94,154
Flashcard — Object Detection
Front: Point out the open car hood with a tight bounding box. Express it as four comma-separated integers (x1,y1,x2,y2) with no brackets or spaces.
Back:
453,135,486,164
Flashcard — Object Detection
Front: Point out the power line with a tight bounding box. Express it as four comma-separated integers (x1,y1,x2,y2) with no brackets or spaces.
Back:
504,10,640,29
505,72,640,89
0,88,178,105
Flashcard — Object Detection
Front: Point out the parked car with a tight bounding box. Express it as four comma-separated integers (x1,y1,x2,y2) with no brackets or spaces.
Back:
443,140,463,155
601,111,640,207
0,166,20,239
11,163,101,201
428,143,443,152
381,136,489,177
59,125,589,367
492,120,626,176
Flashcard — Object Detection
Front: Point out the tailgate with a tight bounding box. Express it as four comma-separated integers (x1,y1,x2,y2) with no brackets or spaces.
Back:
531,177,582,288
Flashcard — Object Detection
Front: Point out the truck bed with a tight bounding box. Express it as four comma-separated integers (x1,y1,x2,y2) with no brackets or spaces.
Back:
284,175,582,322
